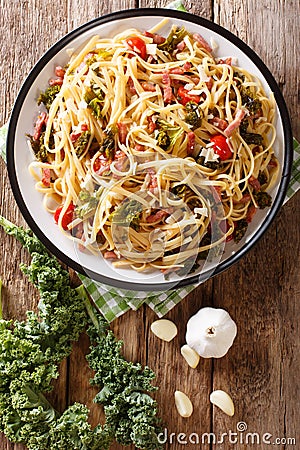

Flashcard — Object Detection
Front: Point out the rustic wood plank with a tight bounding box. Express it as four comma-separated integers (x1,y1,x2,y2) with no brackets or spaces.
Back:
212,1,300,448
0,0,299,450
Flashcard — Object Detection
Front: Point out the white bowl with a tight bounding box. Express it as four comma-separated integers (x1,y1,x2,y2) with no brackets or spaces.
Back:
7,9,293,291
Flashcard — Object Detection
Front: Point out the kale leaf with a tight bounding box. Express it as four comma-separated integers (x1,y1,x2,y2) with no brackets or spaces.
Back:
37,85,61,111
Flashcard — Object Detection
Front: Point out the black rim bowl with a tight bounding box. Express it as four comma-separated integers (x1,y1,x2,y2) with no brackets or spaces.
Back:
7,8,293,291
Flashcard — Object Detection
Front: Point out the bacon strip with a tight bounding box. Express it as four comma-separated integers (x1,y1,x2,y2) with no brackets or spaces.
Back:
187,131,196,156
162,70,173,104
117,122,128,144
33,112,48,140
209,117,228,131
146,209,170,223
224,109,246,137
42,168,51,187
193,33,212,53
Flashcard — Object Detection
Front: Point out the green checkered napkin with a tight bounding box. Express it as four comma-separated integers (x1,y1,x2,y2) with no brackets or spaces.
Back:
1,0,299,321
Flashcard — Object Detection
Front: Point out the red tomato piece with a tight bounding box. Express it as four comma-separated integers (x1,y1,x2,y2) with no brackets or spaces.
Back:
54,203,75,230
126,37,147,59
177,85,201,106
210,135,232,161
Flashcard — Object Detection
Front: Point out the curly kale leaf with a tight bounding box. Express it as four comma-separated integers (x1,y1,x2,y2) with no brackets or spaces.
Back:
158,26,187,53
185,101,204,129
37,85,61,111
74,131,91,158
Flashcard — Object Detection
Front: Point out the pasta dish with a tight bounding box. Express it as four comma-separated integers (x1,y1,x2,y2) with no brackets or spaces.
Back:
27,21,279,276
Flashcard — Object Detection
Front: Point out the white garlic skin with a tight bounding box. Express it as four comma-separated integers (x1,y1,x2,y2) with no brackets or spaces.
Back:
186,307,237,358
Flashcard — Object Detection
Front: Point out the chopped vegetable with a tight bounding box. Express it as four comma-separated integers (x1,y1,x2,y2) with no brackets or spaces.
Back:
84,84,105,118
210,135,232,161
0,215,162,449
158,26,187,53
75,190,99,219
73,130,91,157
37,85,61,111
234,219,248,243
185,101,204,128
110,199,143,229
254,191,272,209
156,118,182,149
54,202,75,230
177,85,200,106
239,119,263,145
240,86,262,115
126,36,147,59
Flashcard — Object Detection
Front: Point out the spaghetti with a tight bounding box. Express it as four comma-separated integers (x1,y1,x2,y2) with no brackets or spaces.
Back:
27,22,279,275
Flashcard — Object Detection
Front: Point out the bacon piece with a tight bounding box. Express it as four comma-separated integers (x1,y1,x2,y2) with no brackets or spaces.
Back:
55,65,65,78
206,76,213,91
141,81,156,92
218,57,232,65
49,77,64,86
170,67,185,75
147,168,158,190
183,61,192,71
127,77,137,95
81,123,88,132
162,70,171,85
233,193,251,205
177,40,186,51
143,31,166,44
70,131,81,143
104,251,118,259
117,122,128,144
209,117,228,131
33,112,48,140
147,115,157,133
146,209,170,223
249,175,261,192
187,131,195,156
246,204,257,223
193,33,212,53
42,168,51,187
163,86,173,104
135,144,145,151
224,109,246,137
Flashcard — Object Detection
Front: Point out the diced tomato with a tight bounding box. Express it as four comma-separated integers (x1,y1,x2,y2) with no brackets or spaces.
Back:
210,135,232,161
126,36,147,59
93,156,110,175
177,85,201,106
187,131,195,155
54,202,75,230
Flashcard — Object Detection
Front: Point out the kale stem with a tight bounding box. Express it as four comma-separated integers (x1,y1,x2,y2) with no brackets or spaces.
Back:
75,285,102,332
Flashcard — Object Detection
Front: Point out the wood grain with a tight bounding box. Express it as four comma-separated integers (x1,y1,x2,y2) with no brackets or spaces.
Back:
0,0,299,449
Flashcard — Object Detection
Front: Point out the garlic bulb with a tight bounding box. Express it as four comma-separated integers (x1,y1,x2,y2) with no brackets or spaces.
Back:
186,307,237,358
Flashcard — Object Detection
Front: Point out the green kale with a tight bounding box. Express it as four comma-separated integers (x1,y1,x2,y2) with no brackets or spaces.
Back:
74,130,91,158
239,119,263,145
27,131,55,163
157,130,171,150
196,155,222,170
184,101,204,129
100,127,117,160
75,189,99,219
240,86,262,114
156,118,182,149
158,26,187,53
258,171,268,186
0,215,163,450
110,199,143,229
254,191,272,209
234,219,248,243
171,183,187,199
84,84,105,118
37,85,61,111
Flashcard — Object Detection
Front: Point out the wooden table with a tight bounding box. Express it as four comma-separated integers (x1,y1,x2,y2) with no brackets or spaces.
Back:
0,1,299,449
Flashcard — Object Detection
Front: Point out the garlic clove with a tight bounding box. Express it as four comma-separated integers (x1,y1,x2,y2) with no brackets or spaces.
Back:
180,344,200,368
210,390,235,416
174,390,193,417
186,307,237,358
150,319,178,342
